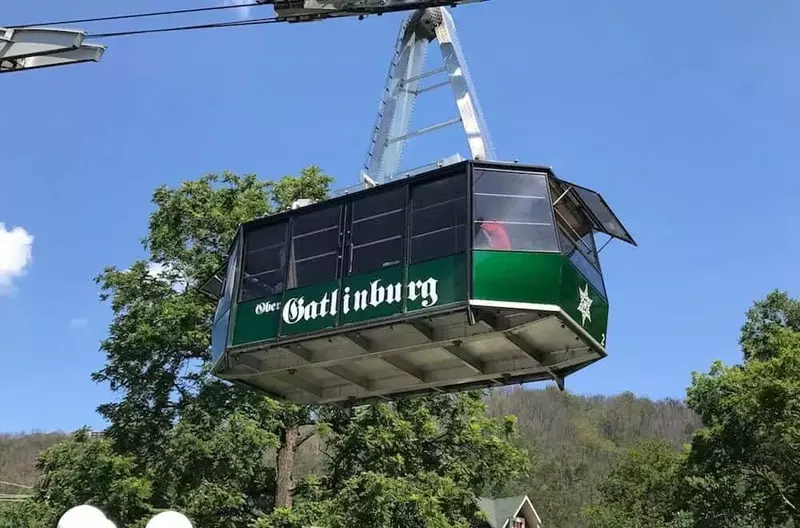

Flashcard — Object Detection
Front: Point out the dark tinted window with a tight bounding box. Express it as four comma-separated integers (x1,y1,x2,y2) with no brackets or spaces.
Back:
559,228,605,297
211,314,230,363
216,235,241,320
287,206,342,289
473,169,557,252
349,188,405,275
353,187,405,220
240,223,288,302
290,252,338,287
294,206,340,235
410,173,467,264
474,170,548,197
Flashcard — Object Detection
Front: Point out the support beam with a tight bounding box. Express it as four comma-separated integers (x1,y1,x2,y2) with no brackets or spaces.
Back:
282,343,314,362
504,332,564,390
504,332,548,365
344,332,375,354
347,331,436,388
324,365,373,392
236,353,325,398
382,355,429,383
225,329,506,379
234,353,266,373
273,371,325,399
282,342,374,392
444,341,486,374
411,321,495,384
410,320,436,341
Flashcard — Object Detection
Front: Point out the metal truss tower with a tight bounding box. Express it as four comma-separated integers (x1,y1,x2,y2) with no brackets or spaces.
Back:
362,6,494,186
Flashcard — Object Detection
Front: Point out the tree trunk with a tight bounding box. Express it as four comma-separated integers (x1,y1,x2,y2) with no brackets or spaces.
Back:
275,424,299,509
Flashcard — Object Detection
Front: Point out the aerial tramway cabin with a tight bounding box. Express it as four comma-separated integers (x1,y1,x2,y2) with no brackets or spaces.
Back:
201,160,636,406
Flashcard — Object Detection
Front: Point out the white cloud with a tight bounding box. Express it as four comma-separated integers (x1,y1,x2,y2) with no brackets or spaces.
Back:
224,0,253,19
69,318,88,329
0,223,33,295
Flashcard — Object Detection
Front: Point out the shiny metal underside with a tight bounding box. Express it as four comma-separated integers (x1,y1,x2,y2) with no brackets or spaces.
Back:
219,306,605,406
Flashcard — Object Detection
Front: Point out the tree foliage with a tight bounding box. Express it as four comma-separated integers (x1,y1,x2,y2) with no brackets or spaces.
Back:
583,439,689,528
3,388,703,528
0,167,527,528
0,500,55,528
317,393,528,528
584,289,800,528
682,291,800,527
323,394,527,497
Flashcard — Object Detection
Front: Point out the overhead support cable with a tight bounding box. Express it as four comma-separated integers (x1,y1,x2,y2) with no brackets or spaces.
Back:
9,2,268,29
86,16,283,39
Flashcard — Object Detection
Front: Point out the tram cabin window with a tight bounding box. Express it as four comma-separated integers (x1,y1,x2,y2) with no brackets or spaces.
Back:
240,222,288,302
410,172,467,264
212,234,241,359
472,169,558,252
287,205,342,289
216,235,240,321
558,227,605,297
349,187,405,275
550,181,606,296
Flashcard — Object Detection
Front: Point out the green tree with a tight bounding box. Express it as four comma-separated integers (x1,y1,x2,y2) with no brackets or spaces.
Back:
583,439,688,528
73,168,331,526
310,393,528,528
683,292,800,527
31,429,152,527
323,394,526,496
0,501,55,528
93,172,277,462
740,290,800,362
585,290,800,528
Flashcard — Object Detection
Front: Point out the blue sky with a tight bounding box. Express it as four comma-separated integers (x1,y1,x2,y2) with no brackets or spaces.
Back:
1,0,798,433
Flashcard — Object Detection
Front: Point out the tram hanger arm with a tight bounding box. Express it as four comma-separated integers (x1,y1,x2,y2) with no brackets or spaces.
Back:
258,0,488,22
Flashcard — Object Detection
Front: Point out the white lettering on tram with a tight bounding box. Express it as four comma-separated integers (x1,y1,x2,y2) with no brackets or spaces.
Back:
254,300,281,315
261,277,441,325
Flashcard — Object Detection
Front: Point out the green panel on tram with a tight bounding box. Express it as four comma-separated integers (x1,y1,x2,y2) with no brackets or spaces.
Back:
201,160,635,406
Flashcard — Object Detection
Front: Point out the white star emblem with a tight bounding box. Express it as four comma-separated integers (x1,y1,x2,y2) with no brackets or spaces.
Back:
577,283,593,327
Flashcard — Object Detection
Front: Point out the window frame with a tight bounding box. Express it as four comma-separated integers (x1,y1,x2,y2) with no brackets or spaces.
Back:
238,220,290,303
469,167,560,254
550,176,636,246
557,224,607,298
346,186,407,276
551,184,608,298
211,228,244,365
408,169,469,266
285,203,345,291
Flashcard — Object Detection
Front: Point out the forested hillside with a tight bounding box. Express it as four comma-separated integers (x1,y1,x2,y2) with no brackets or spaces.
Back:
485,388,700,527
1,387,700,527
0,432,67,491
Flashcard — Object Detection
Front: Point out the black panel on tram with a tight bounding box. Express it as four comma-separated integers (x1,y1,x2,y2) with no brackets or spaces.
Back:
410,171,467,264
348,187,406,275
289,204,342,289
240,222,289,302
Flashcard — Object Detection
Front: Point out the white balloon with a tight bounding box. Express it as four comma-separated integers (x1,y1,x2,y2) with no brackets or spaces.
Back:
57,505,109,528
146,510,194,528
